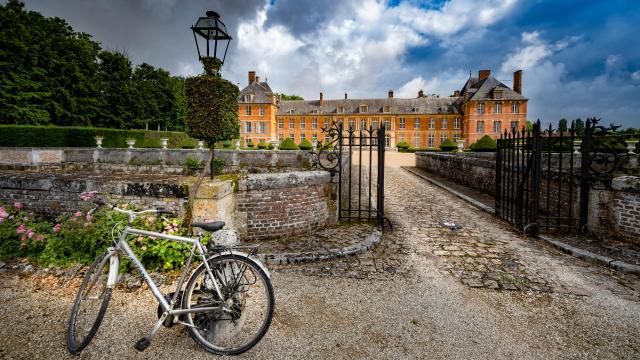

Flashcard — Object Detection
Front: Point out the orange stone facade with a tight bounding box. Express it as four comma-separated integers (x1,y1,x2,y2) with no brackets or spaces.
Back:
238,70,527,149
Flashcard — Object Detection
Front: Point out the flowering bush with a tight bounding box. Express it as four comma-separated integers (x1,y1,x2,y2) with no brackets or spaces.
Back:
0,193,199,271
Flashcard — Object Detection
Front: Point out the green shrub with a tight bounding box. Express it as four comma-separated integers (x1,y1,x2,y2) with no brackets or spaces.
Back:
184,156,203,174
257,141,268,149
267,143,275,150
469,135,497,152
180,139,197,149
213,158,225,173
396,141,410,150
439,138,458,151
247,139,256,148
0,125,196,149
321,142,333,150
299,138,314,150
279,138,299,150
222,140,233,148
402,147,440,153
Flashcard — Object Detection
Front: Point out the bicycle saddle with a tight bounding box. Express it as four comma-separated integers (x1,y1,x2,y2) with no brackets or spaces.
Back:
191,221,225,232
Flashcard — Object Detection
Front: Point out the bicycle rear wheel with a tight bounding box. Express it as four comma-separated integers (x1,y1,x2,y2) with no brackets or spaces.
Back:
66,252,114,354
182,254,274,355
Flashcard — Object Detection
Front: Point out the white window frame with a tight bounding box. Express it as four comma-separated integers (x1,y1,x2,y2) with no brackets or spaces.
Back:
429,118,435,129
414,118,420,129
245,105,252,116
244,122,253,133
399,118,406,129
512,102,519,114
511,120,519,130
453,118,461,129
441,118,447,129
300,119,306,129
414,134,420,148
257,121,267,134
428,133,434,148
495,103,501,114
312,118,318,129
360,105,368,113
259,106,265,116
477,103,485,114
289,118,295,129
477,121,485,133
278,119,284,129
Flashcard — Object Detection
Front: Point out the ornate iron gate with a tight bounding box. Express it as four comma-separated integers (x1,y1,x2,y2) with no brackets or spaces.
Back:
311,122,388,226
495,118,628,235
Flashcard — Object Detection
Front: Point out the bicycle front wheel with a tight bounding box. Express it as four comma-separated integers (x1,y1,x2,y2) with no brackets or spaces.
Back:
66,252,114,354
182,254,275,355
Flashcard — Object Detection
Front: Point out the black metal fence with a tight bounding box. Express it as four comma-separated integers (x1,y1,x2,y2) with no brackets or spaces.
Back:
311,122,387,225
496,118,630,235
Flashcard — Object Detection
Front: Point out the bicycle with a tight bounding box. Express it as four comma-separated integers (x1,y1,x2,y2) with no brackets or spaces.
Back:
66,200,275,356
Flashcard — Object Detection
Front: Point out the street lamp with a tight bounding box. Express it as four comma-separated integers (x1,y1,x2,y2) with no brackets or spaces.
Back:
191,10,232,74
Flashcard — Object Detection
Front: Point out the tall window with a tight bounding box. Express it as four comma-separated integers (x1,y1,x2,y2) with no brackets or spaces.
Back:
453,133,460,142
428,133,435,147
414,118,420,129
429,118,435,129
360,118,367,130
440,133,447,144
289,118,295,129
244,122,253,133
300,119,306,129
453,118,461,129
349,118,356,129
511,120,519,130
493,121,502,133
337,106,345,114
477,121,485,133
359,105,368,113
477,103,485,114
259,106,265,116
243,95,251,102
494,103,501,114
245,105,252,115
324,135,330,143
441,118,448,129
372,120,379,130
384,118,391,129
257,122,267,134
301,133,306,140
512,102,519,114
414,133,420,147
385,135,390,147
312,133,318,141
324,118,330,129
312,118,318,129
278,119,284,129
289,133,295,141
399,118,406,129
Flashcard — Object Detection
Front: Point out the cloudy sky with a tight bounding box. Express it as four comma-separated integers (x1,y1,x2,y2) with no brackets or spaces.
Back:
21,0,640,128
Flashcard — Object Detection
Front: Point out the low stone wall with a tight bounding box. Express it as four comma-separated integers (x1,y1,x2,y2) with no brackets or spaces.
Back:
0,170,335,241
0,148,313,175
612,177,640,238
415,152,496,195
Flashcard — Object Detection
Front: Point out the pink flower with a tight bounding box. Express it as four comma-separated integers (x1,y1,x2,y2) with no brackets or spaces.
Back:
16,224,27,234
0,207,8,219
74,211,82,217
85,213,92,222
80,191,98,201
36,234,45,241
27,230,34,238
13,202,23,209
53,223,61,233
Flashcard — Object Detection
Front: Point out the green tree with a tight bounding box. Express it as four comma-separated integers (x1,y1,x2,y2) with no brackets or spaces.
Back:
525,121,534,131
96,50,135,128
558,118,568,132
574,118,585,137
280,94,304,100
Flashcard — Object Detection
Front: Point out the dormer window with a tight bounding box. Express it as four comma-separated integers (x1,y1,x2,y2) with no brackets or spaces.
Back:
288,109,295,115
243,95,252,102
412,107,419,112
310,109,319,114
383,105,391,113
493,89,503,99
359,105,368,113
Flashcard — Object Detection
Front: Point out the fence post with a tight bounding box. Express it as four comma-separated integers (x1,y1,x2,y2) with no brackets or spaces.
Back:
579,119,592,230
495,136,502,216
531,120,541,229
377,124,385,225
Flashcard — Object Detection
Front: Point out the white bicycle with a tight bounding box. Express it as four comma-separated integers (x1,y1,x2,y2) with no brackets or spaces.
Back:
66,200,275,356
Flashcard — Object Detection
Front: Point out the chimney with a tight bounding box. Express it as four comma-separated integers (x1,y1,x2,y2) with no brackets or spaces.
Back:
388,90,394,98
479,69,490,80
418,89,424,97
248,71,256,85
320,92,324,106
344,93,348,99
454,90,460,96
255,75,260,83
513,70,522,94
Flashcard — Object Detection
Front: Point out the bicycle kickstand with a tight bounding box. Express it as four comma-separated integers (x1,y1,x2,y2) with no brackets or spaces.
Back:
134,312,167,352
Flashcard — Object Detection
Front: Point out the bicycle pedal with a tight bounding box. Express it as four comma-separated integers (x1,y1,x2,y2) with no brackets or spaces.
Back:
134,337,151,352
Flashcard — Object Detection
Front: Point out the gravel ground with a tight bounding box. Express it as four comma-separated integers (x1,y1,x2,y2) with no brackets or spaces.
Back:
1,152,639,359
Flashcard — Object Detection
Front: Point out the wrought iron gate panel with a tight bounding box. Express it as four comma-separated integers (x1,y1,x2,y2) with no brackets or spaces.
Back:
311,122,386,225
496,118,629,235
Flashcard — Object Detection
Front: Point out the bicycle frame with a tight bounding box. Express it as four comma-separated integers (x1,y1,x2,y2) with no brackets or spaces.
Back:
100,226,226,317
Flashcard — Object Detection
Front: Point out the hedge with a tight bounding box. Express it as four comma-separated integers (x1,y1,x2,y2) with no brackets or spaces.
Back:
469,135,497,152
0,125,197,149
299,138,314,150
279,138,299,150
396,141,410,150
439,138,458,151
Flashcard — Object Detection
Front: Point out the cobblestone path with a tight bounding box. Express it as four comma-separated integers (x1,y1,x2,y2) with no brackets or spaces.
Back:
279,164,640,300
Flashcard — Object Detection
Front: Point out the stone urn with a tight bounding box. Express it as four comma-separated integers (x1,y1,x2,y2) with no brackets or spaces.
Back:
160,138,169,149
94,136,103,149
126,139,136,149
573,140,582,155
270,139,279,150
627,140,638,155
197,141,205,150
235,140,240,150
456,139,465,152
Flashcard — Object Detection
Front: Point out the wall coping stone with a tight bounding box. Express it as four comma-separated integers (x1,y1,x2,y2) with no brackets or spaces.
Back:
612,176,640,192
238,170,331,191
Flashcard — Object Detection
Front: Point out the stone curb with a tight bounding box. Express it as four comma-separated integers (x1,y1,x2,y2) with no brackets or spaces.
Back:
402,166,494,213
257,228,383,265
403,166,640,275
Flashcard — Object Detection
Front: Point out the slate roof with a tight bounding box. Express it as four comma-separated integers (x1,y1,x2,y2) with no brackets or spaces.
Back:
276,96,464,116
460,76,526,102
239,81,274,103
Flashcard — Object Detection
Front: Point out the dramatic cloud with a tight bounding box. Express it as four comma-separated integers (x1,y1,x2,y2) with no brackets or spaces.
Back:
17,0,640,127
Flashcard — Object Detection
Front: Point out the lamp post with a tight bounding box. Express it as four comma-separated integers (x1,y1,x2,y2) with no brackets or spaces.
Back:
191,10,232,76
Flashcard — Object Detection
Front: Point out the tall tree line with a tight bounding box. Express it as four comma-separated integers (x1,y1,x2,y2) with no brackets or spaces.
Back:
0,0,187,130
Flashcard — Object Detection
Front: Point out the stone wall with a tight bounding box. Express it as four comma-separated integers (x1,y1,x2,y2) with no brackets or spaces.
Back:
0,170,335,241
0,148,313,175
236,171,333,241
612,177,640,238
415,152,496,195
